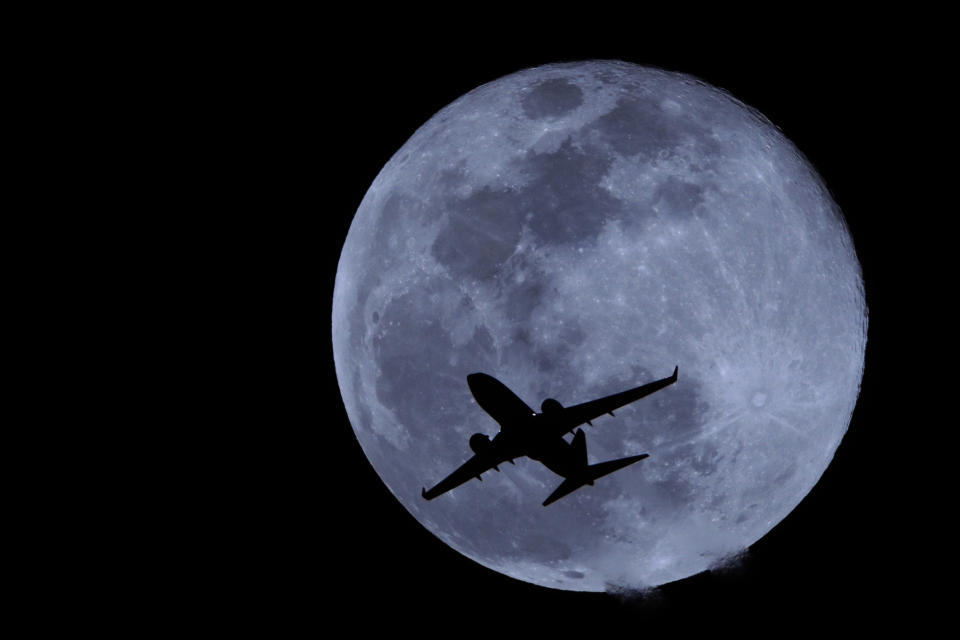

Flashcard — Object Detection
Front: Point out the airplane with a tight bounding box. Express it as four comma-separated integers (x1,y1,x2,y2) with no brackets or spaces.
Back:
421,366,678,506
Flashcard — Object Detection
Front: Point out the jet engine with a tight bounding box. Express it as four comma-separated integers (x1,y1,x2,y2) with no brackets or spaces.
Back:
469,433,491,454
540,398,564,414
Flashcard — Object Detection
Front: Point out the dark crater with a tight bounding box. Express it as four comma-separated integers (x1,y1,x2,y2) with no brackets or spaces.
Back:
521,78,584,120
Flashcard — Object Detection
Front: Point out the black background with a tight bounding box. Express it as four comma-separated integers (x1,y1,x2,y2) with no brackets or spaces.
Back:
37,18,941,635
307,32,930,634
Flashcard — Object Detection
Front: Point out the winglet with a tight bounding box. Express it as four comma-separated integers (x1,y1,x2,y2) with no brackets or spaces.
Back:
671,365,678,382
421,487,428,500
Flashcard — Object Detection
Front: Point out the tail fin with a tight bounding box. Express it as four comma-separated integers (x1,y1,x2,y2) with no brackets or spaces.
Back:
542,453,649,506
571,429,587,468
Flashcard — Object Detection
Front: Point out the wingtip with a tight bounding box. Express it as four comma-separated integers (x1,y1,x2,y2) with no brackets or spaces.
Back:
619,453,649,466
672,365,678,380
421,487,428,500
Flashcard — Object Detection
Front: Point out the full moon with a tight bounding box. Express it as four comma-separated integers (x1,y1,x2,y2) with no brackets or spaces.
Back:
333,61,866,591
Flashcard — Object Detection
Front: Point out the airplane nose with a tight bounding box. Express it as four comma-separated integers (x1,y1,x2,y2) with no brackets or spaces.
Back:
466,373,490,392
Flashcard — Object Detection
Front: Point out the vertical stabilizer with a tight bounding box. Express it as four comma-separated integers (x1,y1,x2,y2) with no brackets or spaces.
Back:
571,429,587,468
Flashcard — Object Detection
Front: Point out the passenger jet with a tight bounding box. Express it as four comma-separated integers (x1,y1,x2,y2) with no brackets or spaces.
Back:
422,366,678,506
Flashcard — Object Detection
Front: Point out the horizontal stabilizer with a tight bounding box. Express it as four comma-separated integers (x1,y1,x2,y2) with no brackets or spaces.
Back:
585,453,648,482
542,453,649,506
542,477,582,507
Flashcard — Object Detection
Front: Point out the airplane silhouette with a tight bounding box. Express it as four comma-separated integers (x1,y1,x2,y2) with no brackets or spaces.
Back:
422,366,678,506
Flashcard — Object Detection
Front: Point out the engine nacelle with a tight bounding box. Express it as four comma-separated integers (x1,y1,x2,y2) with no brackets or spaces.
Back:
540,398,564,414
469,433,491,454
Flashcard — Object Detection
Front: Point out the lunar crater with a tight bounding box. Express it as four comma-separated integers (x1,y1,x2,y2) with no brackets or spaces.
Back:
522,78,584,120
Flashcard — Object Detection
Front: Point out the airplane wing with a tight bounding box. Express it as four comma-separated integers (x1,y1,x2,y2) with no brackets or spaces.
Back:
548,366,678,438
421,448,513,501
422,374,533,501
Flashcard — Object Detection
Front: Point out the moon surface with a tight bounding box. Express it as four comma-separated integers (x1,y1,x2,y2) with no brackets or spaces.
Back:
333,61,866,592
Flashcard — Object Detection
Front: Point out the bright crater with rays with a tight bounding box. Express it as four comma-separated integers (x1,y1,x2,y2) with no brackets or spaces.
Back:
333,61,866,591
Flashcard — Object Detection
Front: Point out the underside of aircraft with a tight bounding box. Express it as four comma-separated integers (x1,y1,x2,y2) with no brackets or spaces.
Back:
421,366,677,506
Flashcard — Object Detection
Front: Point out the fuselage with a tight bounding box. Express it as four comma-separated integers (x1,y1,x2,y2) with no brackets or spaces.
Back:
491,413,579,478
